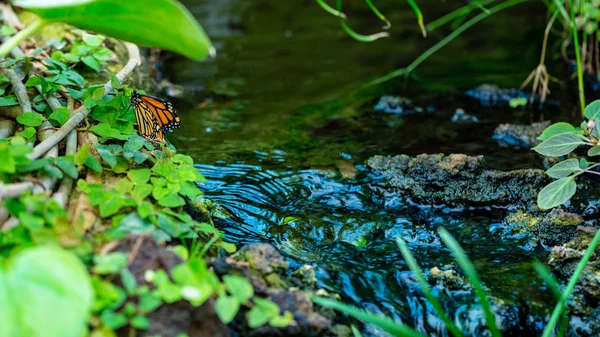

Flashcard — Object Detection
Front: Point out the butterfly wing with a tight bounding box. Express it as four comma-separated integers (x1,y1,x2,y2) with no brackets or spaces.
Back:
140,95,181,132
133,99,164,141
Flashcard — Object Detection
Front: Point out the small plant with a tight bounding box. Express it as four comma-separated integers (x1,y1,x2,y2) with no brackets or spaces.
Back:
533,100,600,209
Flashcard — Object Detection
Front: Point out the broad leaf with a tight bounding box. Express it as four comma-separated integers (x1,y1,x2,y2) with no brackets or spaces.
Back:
589,145,600,157
537,122,579,141
15,0,213,60
0,246,93,337
584,100,600,120
545,158,580,179
537,177,577,210
223,275,254,304
532,133,589,157
214,295,240,324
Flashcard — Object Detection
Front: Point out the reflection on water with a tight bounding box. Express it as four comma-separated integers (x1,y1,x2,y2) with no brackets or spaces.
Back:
168,0,567,334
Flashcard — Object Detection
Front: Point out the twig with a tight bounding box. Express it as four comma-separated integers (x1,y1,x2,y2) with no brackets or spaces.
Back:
2,68,31,113
53,98,78,207
28,42,141,160
0,181,33,199
128,236,145,264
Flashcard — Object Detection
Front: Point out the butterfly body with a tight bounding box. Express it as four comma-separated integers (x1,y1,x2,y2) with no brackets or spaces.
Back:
130,91,180,142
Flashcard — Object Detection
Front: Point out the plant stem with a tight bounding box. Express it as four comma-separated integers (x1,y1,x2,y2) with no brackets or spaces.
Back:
364,0,529,87
570,0,586,116
0,18,45,58
426,0,497,32
541,228,600,337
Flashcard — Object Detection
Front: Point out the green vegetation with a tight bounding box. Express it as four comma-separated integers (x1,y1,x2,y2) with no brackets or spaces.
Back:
0,1,291,336
534,100,600,209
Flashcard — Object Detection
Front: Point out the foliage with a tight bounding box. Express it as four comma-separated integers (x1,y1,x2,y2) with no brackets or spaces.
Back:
0,246,93,337
6,0,213,60
532,99,600,209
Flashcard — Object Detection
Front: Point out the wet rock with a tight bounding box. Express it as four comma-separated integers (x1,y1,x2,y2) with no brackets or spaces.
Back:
465,84,530,107
498,209,583,250
547,226,600,335
211,243,337,337
451,108,479,123
374,96,432,115
367,154,549,208
492,121,550,148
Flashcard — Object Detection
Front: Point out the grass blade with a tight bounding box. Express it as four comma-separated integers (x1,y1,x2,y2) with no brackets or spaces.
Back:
426,0,496,32
364,0,391,29
396,237,464,337
568,0,585,116
437,227,502,337
406,0,427,37
541,228,600,337
312,296,428,337
533,261,568,337
365,0,529,87
315,0,347,19
351,324,363,337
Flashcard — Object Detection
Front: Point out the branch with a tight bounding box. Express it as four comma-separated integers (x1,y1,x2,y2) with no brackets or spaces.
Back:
28,42,141,160
0,182,33,199
0,118,16,139
2,67,32,113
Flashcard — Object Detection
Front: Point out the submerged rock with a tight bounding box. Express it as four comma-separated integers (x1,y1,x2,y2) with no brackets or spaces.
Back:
450,108,479,123
492,121,550,148
367,154,548,208
374,96,432,115
498,209,583,250
465,84,531,107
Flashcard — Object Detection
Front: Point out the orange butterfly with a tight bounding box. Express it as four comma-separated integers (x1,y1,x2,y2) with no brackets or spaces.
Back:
130,90,180,142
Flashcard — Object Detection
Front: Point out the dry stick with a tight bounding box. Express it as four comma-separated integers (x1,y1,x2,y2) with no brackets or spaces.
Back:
2,68,31,113
28,42,141,160
0,181,33,199
53,97,78,207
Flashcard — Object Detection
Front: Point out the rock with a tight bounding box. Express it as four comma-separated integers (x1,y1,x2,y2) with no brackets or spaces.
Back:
451,108,479,123
499,209,583,250
492,121,550,148
367,154,549,208
233,243,289,275
373,96,432,115
546,226,600,335
465,84,531,107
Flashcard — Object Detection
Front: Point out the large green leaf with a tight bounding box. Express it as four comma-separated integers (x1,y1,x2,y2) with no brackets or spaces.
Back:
537,177,577,210
532,133,589,157
584,100,600,120
0,246,94,337
537,122,579,141
545,158,580,179
13,0,213,60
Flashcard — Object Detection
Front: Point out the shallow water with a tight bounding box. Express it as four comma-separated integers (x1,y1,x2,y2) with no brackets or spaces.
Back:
167,0,574,335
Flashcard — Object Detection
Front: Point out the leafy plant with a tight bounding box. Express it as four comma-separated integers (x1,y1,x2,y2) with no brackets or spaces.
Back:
2,0,213,60
533,100,600,209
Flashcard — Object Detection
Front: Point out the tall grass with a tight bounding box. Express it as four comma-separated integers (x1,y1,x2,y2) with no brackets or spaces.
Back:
314,227,600,337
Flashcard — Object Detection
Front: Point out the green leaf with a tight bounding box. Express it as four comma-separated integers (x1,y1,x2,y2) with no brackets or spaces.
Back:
0,96,18,106
532,133,588,157
589,145,600,156
74,144,90,166
95,145,117,168
128,168,151,184
1,25,16,36
584,99,600,120
138,293,162,314
93,252,128,275
81,55,101,71
537,122,579,141
85,155,103,173
15,0,213,60
48,106,71,125
56,157,79,179
159,192,186,208
100,310,127,330
130,315,150,330
223,275,254,304
83,34,105,47
16,112,43,127
537,177,577,210
120,269,137,295
18,212,44,230
110,74,121,90
546,158,580,179
247,306,271,329
0,148,16,173
269,311,294,328
0,246,93,337
215,295,240,324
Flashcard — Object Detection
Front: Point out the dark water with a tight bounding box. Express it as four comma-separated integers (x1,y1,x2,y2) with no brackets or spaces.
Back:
166,0,574,335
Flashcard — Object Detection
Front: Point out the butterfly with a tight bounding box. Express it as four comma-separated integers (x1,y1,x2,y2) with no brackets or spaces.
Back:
130,90,180,142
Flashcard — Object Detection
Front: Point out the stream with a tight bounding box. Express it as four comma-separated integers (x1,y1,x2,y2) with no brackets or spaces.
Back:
166,0,577,335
